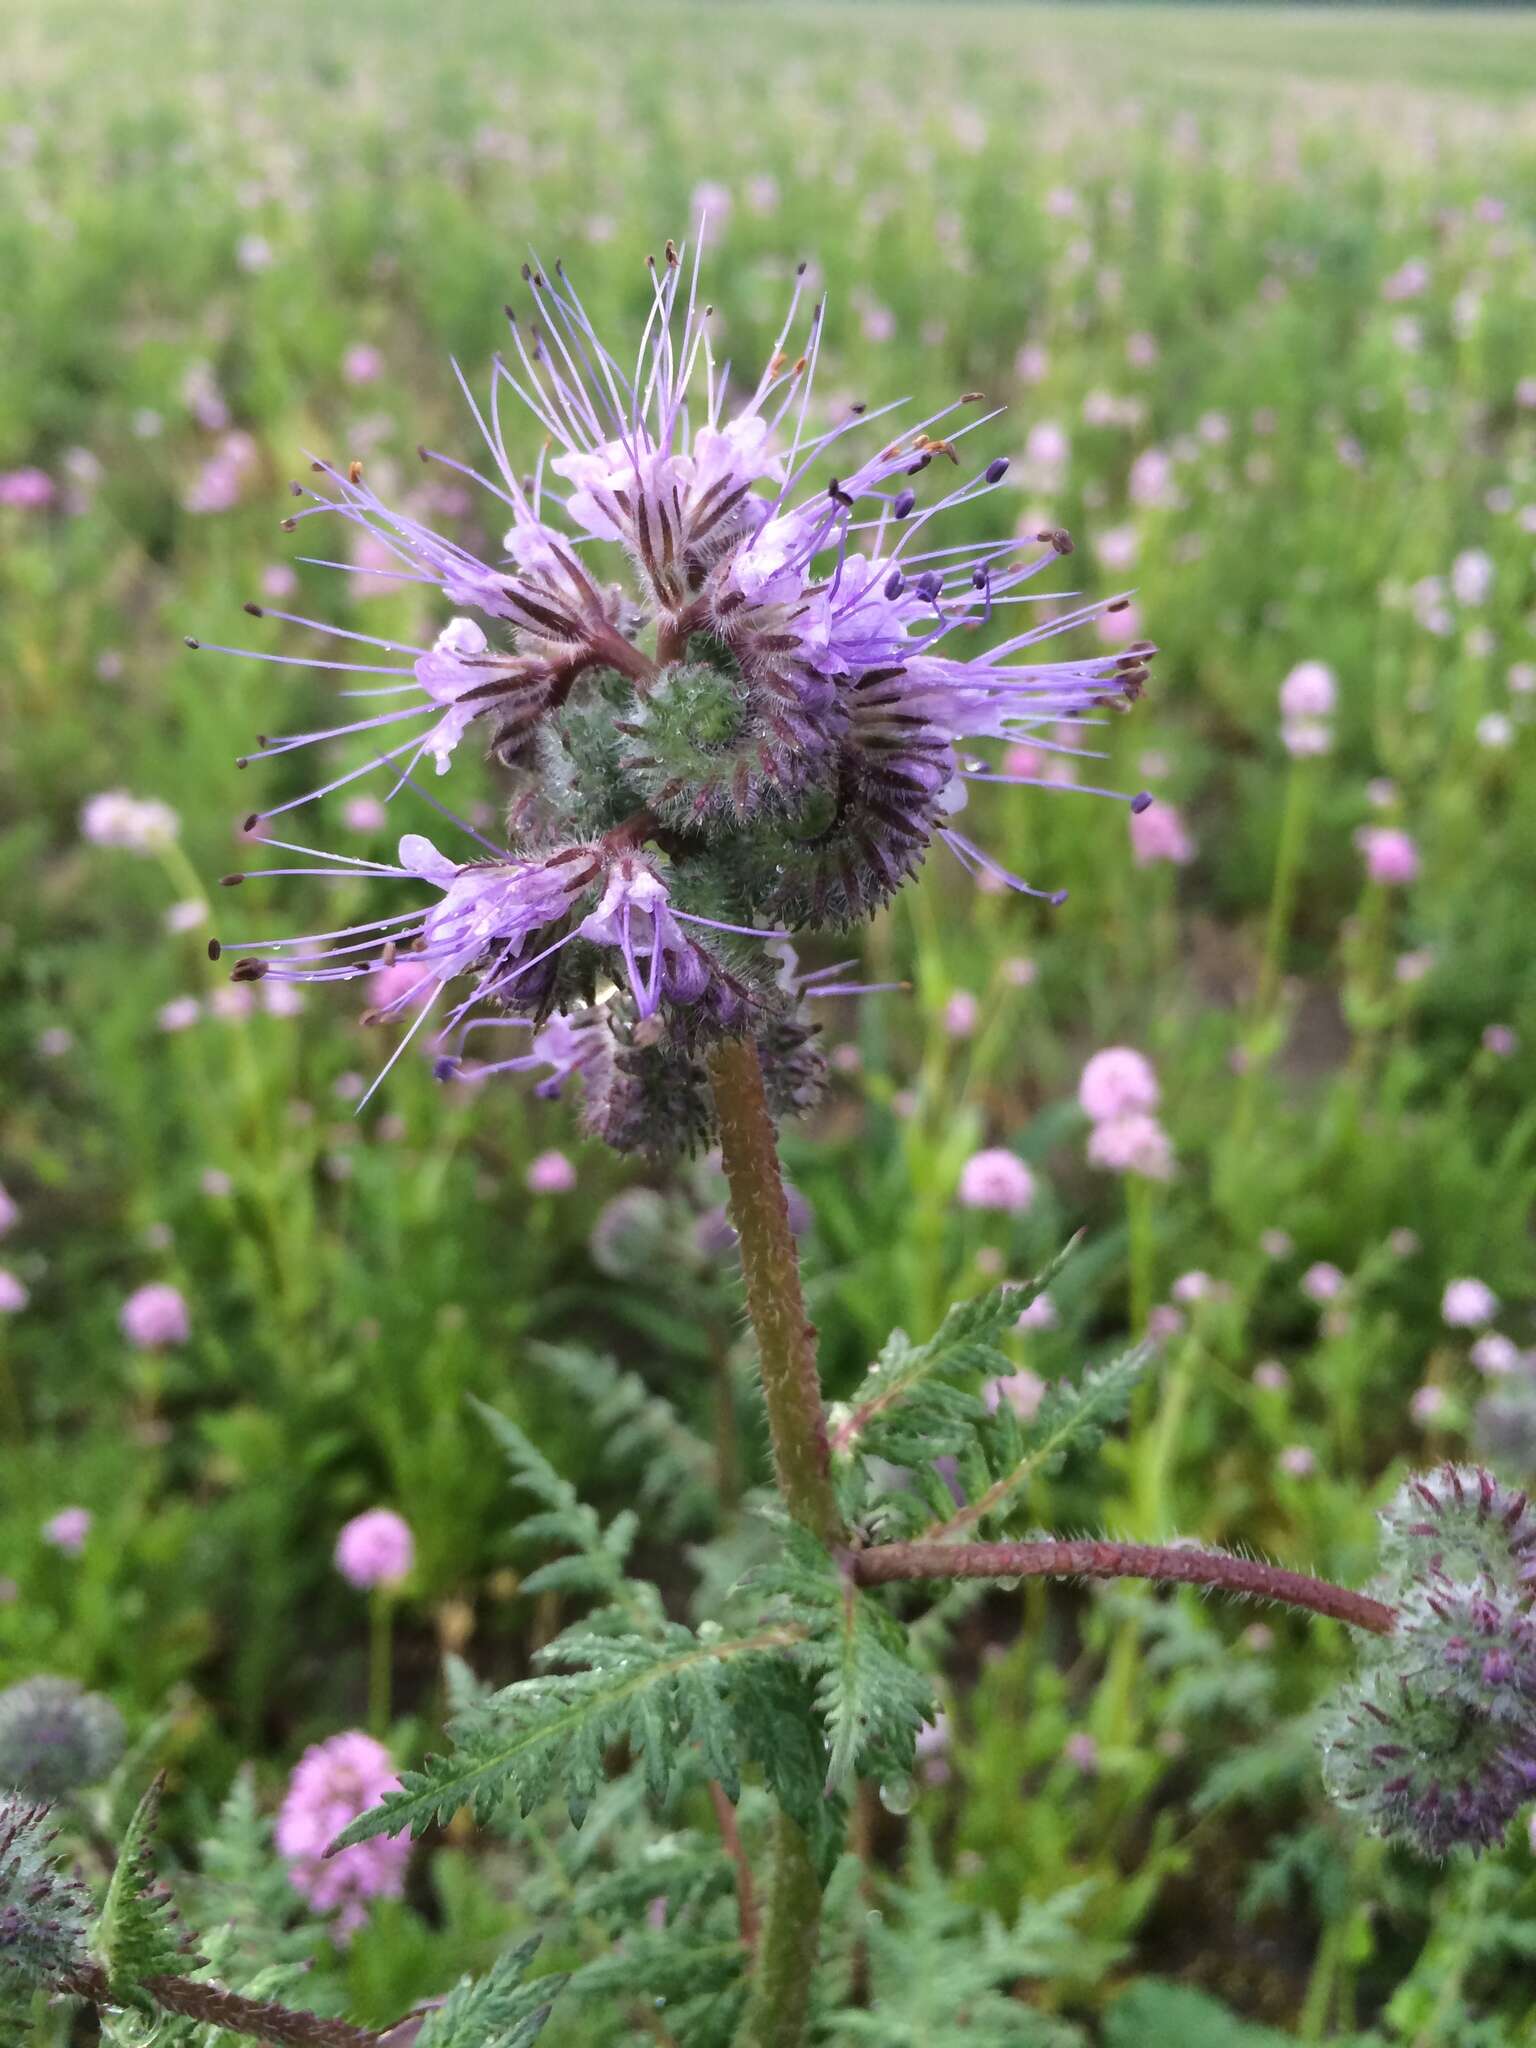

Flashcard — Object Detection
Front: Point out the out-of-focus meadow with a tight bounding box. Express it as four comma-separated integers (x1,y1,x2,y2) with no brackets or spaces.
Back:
4,0,1536,2036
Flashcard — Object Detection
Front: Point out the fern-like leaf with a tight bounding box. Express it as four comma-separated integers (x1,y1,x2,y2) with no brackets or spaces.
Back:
412,1935,564,2048
533,1343,717,1536
334,1623,802,1842
95,1775,195,2006
754,1529,932,1793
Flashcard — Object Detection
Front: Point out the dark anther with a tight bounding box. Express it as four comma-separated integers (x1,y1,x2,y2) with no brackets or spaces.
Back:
796,259,808,276
243,601,264,617
219,874,244,888
230,959,269,983
234,757,249,770
971,565,990,589
1049,528,1074,555
1049,889,1070,908
184,636,200,650
280,517,297,532
827,477,855,508
289,481,303,497
1107,597,1130,613
1130,791,1154,815
433,1055,460,1083
242,813,260,834
962,390,985,403
914,571,943,603
984,456,1009,484
520,262,532,281
883,569,906,600
207,939,222,961
905,452,933,476
892,488,916,519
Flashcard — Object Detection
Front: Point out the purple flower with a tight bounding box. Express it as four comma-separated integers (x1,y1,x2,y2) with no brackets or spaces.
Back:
0,1184,16,1239
984,1368,1045,1421
275,1731,411,1938
42,1507,91,1555
79,791,179,853
1444,1278,1499,1329
957,1148,1035,1214
1087,1112,1173,1182
525,1149,577,1194
1301,1261,1346,1304
0,467,55,510
1078,1047,1159,1124
200,247,1151,1143
1356,826,1420,887
1129,799,1194,867
119,1283,190,1349
334,1510,415,1590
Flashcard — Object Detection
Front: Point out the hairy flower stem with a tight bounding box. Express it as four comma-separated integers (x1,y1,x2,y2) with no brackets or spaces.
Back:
61,1963,378,2046
734,1810,823,2048
707,1035,842,2048
848,1539,1396,1634
707,1036,843,1551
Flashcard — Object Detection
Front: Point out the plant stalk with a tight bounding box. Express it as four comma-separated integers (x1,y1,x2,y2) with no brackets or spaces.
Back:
848,1537,1395,1634
707,1036,842,1550
707,1034,842,2048
61,1964,378,2046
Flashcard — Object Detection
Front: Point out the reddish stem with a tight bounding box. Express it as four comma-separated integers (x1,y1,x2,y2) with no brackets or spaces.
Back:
846,1538,1395,1635
708,1779,761,1954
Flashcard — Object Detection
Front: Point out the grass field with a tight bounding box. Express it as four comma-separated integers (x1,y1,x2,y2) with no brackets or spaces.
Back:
4,2,1536,2040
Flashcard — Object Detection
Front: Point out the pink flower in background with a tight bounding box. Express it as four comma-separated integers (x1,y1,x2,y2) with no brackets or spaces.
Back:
334,1510,415,1590
1442,1277,1498,1328
0,1269,29,1313
1279,660,1336,722
157,997,201,1033
958,1149,1035,1213
985,1368,1046,1421
367,957,434,1016
42,1507,92,1554
1409,1384,1447,1425
1078,1047,1159,1123
119,1283,190,1349
1471,1333,1520,1376
943,991,979,1038
343,795,388,833
1063,1732,1099,1773
1260,1230,1294,1259
1087,1113,1174,1181
276,1731,411,1938
342,343,384,385
1279,1445,1317,1478
525,1150,577,1195
1253,1361,1290,1392
80,791,180,852
0,1184,16,1238
1301,1262,1345,1304
0,467,56,509
1146,1304,1185,1340
1450,548,1493,607
261,562,299,600
1356,826,1420,886
1482,1024,1517,1057
1129,800,1194,867
1015,1292,1058,1332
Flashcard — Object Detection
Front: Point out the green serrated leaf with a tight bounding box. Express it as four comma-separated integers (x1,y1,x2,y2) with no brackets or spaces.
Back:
96,1775,195,2005
413,1935,564,2048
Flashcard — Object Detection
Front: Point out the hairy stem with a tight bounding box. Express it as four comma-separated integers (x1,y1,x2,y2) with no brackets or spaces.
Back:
707,1034,840,2048
733,1809,822,2048
61,1964,378,2046
847,1538,1395,1634
707,1036,842,1550
709,1779,760,1954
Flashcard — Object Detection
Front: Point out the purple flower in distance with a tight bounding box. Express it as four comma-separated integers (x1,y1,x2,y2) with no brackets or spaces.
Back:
1444,1278,1499,1329
1356,826,1419,887
335,1509,415,1590
275,1730,411,1938
0,1184,17,1238
0,1269,26,1313
0,467,55,510
526,1149,577,1194
42,1507,92,1555
957,1148,1035,1213
119,1283,190,1349
1078,1047,1159,1124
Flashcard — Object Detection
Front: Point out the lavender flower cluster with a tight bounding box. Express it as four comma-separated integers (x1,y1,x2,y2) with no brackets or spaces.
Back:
199,243,1151,1151
1321,1465,1536,1856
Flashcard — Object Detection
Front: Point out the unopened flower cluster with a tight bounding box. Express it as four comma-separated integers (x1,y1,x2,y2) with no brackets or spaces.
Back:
204,244,1151,1152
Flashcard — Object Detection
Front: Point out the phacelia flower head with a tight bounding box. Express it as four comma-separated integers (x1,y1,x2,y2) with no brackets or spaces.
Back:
1322,1466,1536,1857
1356,826,1420,887
203,243,1153,1154
334,1509,415,1591
1086,1111,1174,1182
275,1730,411,1938
41,1508,91,1556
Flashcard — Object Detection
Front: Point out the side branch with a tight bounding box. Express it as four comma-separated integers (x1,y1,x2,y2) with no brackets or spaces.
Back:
61,1963,379,2046
846,1538,1396,1635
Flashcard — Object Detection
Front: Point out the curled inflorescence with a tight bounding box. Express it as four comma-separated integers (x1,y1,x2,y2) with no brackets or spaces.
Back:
200,243,1151,1151
1321,1464,1536,1857
0,1678,126,1803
